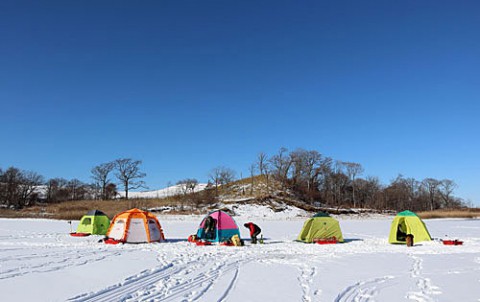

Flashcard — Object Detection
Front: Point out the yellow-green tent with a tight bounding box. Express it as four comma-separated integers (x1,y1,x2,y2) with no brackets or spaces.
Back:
76,210,110,235
388,210,431,244
297,212,344,243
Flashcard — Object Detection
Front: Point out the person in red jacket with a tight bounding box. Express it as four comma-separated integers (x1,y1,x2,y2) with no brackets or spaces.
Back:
244,222,261,244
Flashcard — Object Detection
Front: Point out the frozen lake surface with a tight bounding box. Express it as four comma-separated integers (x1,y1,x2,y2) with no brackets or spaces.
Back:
0,214,479,301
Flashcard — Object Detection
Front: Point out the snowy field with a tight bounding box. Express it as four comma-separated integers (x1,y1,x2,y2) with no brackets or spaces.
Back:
0,211,479,302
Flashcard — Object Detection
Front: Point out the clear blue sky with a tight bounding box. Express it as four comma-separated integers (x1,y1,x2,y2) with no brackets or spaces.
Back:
1,1,479,205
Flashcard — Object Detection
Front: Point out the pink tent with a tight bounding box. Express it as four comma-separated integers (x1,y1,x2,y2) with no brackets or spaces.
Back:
196,210,240,242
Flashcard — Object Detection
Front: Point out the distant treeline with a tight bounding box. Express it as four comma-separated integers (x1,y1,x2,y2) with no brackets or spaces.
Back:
250,148,467,211
0,158,145,209
0,148,469,211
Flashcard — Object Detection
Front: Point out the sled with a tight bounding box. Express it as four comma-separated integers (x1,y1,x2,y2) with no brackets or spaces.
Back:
104,238,124,245
220,241,234,246
69,232,90,237
314,237,338,244
442,239,463,246
195,240,213,246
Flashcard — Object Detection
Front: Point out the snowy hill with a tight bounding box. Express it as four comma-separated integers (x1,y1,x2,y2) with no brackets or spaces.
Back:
117,183,209,199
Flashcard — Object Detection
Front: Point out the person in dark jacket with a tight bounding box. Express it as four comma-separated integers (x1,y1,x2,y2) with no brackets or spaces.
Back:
204,216,216,240
244,222,261,244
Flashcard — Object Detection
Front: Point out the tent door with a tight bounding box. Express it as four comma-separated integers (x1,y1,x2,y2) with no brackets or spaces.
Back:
127,218,148,243
109,219,126,240
148,219,161,241
396,218,407,241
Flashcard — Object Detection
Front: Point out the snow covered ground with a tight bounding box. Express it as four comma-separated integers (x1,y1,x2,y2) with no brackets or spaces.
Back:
0,210,479,302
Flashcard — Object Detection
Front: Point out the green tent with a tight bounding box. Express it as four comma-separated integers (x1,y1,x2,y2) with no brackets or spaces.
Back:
76,210,110,235
388,210,432,244
297,212,344,243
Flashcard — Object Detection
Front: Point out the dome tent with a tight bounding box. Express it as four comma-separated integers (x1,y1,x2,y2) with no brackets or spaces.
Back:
297,212,344,243
389,210,431,244
196,210,241,243
106,208,165,243
73,210,110,236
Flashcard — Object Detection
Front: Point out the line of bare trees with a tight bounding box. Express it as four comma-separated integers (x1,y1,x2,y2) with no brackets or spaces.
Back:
1,150,468,211
0,167,45,209
0,166,99,208
0,158,146,209
251,147,466,211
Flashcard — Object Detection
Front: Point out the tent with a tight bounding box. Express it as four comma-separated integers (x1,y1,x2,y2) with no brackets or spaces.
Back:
297,212,344,243
106,208,165,243
196,210,241,243
75,210,110,235
388,210,431,244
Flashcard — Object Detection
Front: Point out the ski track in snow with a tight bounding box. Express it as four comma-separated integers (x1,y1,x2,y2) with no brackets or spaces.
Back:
335,276,395,302
406,254,442,302
69,249,253,302
70,247,327,302
0,247,124,280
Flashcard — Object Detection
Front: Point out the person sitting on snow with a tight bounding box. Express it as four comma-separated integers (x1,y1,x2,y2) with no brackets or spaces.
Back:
244,222,261,244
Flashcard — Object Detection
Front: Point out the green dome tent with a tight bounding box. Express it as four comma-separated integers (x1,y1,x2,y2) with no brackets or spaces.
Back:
388,210,432,244
75,210,110,235
297,212,344,243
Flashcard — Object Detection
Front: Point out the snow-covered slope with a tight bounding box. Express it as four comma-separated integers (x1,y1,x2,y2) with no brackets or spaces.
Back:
0,210,479,301
117,183,209,199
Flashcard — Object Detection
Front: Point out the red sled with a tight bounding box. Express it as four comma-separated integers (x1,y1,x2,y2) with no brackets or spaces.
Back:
220,241,234,246
70,232,90,237
442,240,463,246
314,237,338,244
195,240,212,246
104,238,124,245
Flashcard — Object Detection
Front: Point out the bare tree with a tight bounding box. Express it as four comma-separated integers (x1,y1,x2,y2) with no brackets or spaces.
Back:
45,178,68,203
67,179,86,200
439,179,457,208
19,171,44,207
344,162,364,208
256,152,268,176
176,178,199,210
209,166,236,196
114,158,147,199
269,147,292,188
209,167,222,196
0,167,44,208
177,178,199,195
331,161,349,206
422,178,441,211
0,167,22,207
91,162,115,200
219,167,236,185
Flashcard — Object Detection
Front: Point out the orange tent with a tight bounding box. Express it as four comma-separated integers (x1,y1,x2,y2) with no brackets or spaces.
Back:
106,208,165,243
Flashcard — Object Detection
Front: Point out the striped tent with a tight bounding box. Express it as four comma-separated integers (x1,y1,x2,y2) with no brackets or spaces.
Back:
106,208,165,243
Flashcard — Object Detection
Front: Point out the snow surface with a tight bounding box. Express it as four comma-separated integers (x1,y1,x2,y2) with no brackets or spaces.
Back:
0,208,479,302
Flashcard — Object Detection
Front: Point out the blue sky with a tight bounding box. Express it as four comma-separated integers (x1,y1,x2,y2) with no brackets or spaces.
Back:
1,1,479,205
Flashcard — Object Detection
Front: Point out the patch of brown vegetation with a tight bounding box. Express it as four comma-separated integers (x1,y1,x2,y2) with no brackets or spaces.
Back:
418,209,480,219
0,198,181,220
